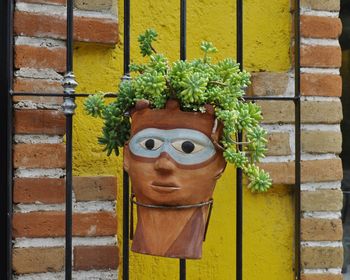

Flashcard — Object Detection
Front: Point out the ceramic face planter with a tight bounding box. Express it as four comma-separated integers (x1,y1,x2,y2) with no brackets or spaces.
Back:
124,100,226,259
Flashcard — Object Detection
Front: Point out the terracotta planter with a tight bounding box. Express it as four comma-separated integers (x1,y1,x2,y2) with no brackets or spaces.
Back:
124,99,226,259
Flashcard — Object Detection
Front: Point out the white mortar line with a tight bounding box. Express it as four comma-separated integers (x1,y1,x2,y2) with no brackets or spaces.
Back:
15,168,66,178
14,201,116,213
14,100,62,110
301,38,339,46
262,124,340,132
15,36,65,48
301,68,340,74
301,181,341,191
16,2,118,20
261,153,336,163
15,68,63,80
301,241,342,247
302,211,341,219
14,135,63,144
14,236,117,248
300,9,339,18
14,270,118,280
303,268,342,274
301,96,341,102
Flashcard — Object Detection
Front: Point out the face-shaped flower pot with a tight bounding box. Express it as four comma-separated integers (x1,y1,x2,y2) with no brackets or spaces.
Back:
124,100,226,259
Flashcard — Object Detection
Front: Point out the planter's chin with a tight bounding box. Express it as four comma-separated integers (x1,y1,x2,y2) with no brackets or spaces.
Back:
123,100,226,259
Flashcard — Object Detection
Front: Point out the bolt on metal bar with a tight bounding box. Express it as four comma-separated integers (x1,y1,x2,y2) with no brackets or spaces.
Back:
236,0,243,280
180,0,187,279
123,0,131,279
63,0,76,279
0,0,14,277
294,0,301,279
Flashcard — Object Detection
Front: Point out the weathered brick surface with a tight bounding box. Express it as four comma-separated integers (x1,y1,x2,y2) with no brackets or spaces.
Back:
73,176,117,202
17,0,66,4
301,218,342,241
302,131,342,154
13,211,117,237
259,159,343,184
301,190,343,211
13,77,63,104
302,101,343,124
13,178,65,204
15,44,66,73
247,72,289,96
301,45,341,68
266,132,291,156
301,73,342,97
13,144,65,168
75,0,113,11
13,247,64,274
14,110,65,135
301,16,342,39
14,11,118,44
301,246,343,268
300,0,340,11
301,274,343,280
259,101,342,124
74,246,119,270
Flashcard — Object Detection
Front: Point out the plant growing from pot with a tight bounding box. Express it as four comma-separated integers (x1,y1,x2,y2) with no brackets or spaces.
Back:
84,29,272,259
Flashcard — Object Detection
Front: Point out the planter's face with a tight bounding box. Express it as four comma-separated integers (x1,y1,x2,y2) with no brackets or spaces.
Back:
124,127,226,205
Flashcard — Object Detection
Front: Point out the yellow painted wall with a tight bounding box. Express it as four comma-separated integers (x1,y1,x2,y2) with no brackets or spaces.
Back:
73,0,293,279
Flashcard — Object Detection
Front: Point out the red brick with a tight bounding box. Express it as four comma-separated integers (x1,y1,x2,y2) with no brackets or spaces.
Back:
74,246,119,270
73,176,117,201
13,178,65,204
13,211,117,237
14,110,65,135
301,73,342,97
301,16,342,39
14,11,118,44
259,159,343,184
15,44,66,73
13,247,64,274
301,45,341,68
13,77,63,104
13,143,66,168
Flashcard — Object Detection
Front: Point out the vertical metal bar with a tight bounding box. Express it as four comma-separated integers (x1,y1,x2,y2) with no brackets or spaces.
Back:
64,0,75,279
180,1,187,279
236,0,243,280
123,0,131,279
0,0,13,277
294,0,301,279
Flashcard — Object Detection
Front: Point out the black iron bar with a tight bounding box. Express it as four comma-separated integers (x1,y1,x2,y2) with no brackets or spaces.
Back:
236,0,243,280
64,0,74,279
180,0,187,279
0,0,13,277
123,0,131,280
294,0,301,279
11,92,118,98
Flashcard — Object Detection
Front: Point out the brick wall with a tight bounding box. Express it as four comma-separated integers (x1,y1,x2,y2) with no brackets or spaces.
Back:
251,0,344,278
12,0,119,278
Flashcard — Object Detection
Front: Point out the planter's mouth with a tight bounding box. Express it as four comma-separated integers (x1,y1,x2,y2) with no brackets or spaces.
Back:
151,181,180,193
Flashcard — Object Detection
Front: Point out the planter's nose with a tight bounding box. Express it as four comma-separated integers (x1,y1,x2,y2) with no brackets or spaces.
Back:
154,153,176,174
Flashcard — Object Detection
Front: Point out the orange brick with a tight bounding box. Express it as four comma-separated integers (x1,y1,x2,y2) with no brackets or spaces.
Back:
73,176,117,201
301,274,343,280
13,211,117,238
13,178,65,204
301,218,342,241
301,45,341,68
74,246,119,270
15,44,66,73
301,73,342,97
301,246,343,268
301,16,342,39
14,110,66,135
13,143,66,168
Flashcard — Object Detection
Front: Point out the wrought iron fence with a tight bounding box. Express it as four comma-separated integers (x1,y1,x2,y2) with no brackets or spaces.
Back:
0,0,301,279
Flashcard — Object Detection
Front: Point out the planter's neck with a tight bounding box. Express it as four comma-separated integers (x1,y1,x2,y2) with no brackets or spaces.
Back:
131,204,209,259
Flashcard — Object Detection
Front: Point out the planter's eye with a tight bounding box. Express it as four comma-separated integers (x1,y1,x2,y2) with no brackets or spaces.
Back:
172,140,203,154
140,138,163,151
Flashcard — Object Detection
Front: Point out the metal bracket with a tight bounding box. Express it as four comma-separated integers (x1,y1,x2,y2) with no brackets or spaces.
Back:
62,71,78,115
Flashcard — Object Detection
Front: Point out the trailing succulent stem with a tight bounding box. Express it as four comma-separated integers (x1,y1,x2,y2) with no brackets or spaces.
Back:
84,29,272,192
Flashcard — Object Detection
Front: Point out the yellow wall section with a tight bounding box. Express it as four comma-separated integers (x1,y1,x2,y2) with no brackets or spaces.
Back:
73,0,293,279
